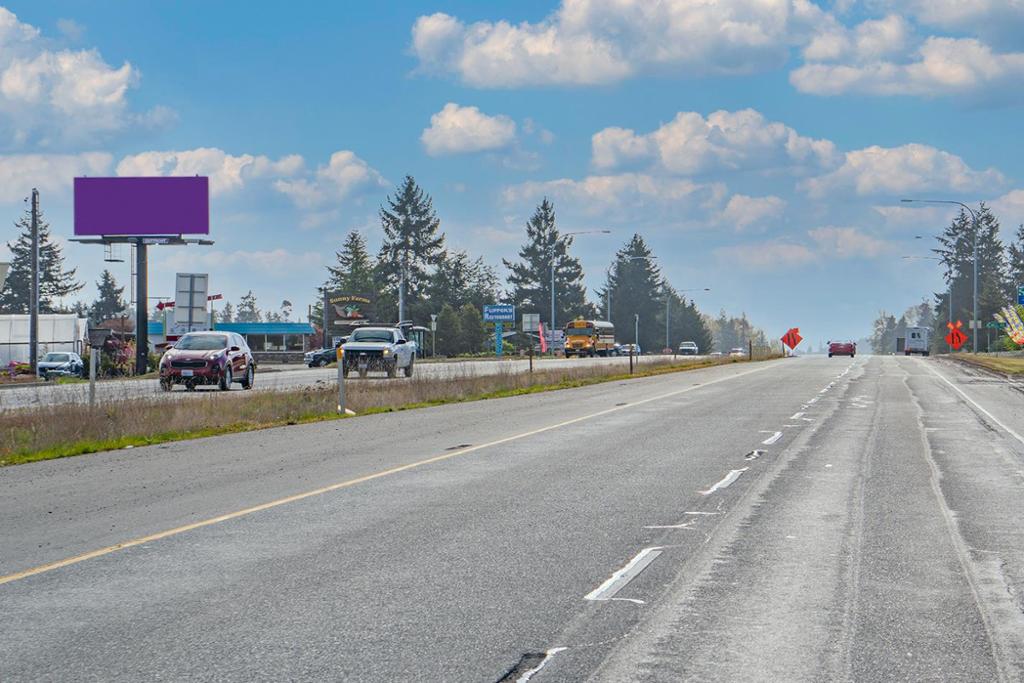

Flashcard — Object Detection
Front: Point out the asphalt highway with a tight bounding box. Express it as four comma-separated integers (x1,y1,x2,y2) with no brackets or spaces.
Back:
4,355,1024,681
0,353,687,410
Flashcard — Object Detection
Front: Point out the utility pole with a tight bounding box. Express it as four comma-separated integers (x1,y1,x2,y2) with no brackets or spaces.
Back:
29,189,39,376
665,288,670,350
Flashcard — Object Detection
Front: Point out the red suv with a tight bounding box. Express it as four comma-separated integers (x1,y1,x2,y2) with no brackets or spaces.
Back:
828,340,856,358
159,331,256,391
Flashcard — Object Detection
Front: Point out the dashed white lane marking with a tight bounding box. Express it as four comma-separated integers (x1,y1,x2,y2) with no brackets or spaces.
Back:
516,647,568,683
790,412,805,419
684,511,721,515
584,547,663,602
700,467,749,495
644,521,696,530
762,431,783,445
807,397,819,404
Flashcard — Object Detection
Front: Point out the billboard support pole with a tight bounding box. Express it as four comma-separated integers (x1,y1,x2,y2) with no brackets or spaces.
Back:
29,188,39,376
135,237,148,375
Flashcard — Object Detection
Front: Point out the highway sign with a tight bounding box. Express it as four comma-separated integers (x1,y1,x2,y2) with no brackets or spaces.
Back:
483,304,515,323
1018,285,1024,305
781,327,802,350
946,321,967,350
522,313,540,332
985,321,1006,329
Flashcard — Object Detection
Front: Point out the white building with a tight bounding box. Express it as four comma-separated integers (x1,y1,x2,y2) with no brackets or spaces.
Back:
0,314,88,366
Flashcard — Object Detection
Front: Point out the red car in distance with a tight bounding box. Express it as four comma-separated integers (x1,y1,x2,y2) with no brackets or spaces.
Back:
159,331,256,391
828,340,856,358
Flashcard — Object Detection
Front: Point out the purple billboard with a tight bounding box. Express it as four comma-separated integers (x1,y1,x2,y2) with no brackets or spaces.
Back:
74,177,210,236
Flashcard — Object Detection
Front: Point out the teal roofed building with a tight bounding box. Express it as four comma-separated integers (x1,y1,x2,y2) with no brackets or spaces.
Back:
148,320,317,362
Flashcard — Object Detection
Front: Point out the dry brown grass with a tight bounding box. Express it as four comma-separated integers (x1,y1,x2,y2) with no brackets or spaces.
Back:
0,355,765,466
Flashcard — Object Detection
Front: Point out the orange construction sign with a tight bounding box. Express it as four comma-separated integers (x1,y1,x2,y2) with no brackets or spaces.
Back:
781,327,802,350
945,320,967,350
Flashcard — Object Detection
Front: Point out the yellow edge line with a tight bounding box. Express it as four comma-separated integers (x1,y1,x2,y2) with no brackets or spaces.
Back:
0,362,775,586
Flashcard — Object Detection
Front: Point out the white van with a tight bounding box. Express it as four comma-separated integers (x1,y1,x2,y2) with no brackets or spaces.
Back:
905,326,930,356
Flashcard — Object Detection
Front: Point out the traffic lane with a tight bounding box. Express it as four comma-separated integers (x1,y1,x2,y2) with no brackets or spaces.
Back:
0,358,845,680
591,356,1005,681
0,357,773,577
0,354,701,409
906,358,1024,668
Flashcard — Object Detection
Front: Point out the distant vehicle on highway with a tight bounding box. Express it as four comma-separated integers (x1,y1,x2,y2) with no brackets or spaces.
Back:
341,326,415,378
678,341,699,355
728,347,746,357
709,351,723,358
828,340,856,358
304,339,347,367
904,326,930,356
159,331,256,391
620,343,642,356
38,351,85,379
564,319,616,357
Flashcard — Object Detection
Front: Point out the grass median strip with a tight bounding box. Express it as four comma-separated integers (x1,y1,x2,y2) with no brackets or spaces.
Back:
1,356,775,467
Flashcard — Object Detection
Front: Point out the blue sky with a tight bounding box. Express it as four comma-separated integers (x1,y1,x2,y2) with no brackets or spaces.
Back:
2,1,1023,345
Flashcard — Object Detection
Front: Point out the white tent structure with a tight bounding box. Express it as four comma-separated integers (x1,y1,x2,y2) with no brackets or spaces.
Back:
0,314,87,366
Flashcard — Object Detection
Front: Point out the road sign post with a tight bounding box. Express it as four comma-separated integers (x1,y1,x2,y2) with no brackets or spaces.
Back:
430,313,437,358
495,322,504,357
522,313,540,373
86,328,111,408
945,321,967,350
1018,285,1024,306
336,346,346,414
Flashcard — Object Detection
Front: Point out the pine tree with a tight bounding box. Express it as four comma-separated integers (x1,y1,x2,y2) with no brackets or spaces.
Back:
1007,224,1024,295
378,176,445,324
435,303,462,356
327,231,377,295
604,234,663,351
934,203,1008,335
88,270,126,323
458,303,487,354
236,290,261,323
0,205,83,313
504,199,591,329
219,301,234,323
663,287,713,352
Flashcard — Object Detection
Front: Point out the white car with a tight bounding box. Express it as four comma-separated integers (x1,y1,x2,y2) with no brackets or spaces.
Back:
728,347,746,357
678,341,699,355
620,343,642,356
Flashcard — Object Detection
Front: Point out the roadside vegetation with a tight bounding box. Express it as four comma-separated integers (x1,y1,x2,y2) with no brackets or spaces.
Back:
0,354,778,467
952,355,1024,375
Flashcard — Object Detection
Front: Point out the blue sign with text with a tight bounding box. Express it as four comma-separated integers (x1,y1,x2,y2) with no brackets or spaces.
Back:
483,304,515,323
1018,285,1024,305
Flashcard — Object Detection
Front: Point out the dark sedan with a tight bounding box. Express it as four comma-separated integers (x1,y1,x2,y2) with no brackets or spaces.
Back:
159,331,256,391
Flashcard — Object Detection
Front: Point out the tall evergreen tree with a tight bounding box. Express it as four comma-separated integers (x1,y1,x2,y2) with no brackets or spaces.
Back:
88,270,126,323
504,198,591,329
378,176,445,324
458,303,488,354
1007,224,1024,294
429,250,501,311
327,230,377,295
219,301,234,323
933,203,1009,337
662,287,713,353
0,205,83,313
236,290,261,322
602,234,663,351
435,303,462,356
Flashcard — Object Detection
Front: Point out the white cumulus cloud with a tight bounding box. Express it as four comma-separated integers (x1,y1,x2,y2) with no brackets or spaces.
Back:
411,0,831,87
801,143,1005,198
793,34,1024,99
273,150,387,209
116,148,304,196
0,7,163,147
421,103,517,156
0,151,112,202
592,109,837,175
716,241,818,270
808,226,889,258
720,194,786,230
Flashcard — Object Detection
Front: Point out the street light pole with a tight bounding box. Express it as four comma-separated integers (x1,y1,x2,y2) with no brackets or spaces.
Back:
902,199,980,352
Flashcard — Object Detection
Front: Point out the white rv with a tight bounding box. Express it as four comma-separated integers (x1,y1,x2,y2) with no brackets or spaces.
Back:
905,326,930,356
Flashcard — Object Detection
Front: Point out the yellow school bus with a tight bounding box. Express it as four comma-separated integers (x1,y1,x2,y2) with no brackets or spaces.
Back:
564,319,616,357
